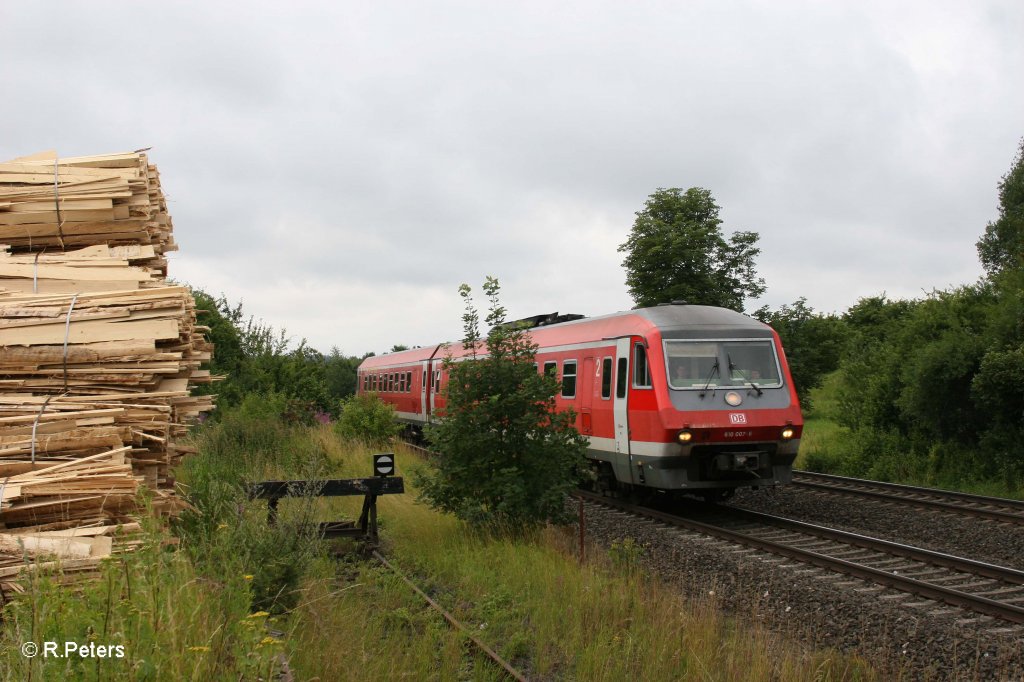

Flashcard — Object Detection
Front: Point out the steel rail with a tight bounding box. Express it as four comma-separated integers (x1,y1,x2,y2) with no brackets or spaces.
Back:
725,506,1024,585
576,490,1024,625
792,471,1024,525
372,551,530,682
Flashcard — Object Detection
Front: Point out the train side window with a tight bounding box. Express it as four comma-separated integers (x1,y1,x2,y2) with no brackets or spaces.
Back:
601,357,612,399
616,358,628,399
389,373,395,392
407,371,413,392
633,344,651,388
543,361,557,378
422,370,427,391
561,360,577,398
399,372,406,392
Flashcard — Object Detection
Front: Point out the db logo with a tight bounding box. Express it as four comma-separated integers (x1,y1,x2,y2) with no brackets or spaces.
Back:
729,413,747,425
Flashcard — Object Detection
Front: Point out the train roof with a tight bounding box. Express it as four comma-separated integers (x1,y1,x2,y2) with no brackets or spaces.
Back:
358,304,772,371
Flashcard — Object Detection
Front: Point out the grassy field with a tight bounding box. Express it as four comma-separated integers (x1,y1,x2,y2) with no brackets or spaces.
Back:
0,408,875,680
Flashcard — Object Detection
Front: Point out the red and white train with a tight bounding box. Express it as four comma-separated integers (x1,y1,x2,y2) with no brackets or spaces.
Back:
357,303,802,499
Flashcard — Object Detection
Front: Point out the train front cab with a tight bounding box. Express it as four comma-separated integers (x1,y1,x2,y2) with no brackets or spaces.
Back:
595,326,801,499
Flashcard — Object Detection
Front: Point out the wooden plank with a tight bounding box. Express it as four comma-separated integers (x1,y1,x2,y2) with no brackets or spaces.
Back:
0,315,179,345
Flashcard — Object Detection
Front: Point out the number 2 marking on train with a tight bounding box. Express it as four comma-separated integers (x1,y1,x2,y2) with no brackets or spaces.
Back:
729,413,747,424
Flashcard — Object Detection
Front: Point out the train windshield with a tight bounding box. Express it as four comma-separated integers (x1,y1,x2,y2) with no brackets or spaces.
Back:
664,340,782,390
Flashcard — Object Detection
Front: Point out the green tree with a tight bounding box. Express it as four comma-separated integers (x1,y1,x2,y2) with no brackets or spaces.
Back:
323,347,366,402
188,289,331,416
417,277,588,530
753,298,845,408
618,187,765,311
977,138,1024,277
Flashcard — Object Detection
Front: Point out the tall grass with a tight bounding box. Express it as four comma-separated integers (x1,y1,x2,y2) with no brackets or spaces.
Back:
0,517,287,681
0,395,325,679
288,435,874,681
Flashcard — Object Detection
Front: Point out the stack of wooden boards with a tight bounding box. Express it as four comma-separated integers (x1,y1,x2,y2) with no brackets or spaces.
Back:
0,150,214,590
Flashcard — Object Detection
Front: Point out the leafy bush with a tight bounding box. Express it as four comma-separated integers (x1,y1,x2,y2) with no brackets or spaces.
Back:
335,393,402,445
417,278,588,530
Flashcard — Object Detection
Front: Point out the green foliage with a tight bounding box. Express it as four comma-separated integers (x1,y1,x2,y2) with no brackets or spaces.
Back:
335,392,402,445
977,138,1024,277
617,187,765,311
753,298,845,407
818,279,1022,489
174,399,328,612
417,277,588,530
191,288,365,418
972,345,1024,484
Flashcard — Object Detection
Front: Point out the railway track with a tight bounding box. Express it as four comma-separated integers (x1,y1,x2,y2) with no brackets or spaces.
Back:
577,490,1024,626
372,550,529,681
792,470,1024,526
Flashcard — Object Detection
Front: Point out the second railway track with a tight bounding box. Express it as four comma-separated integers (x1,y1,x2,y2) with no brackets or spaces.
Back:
791,470,1024,526
577,489,1024,627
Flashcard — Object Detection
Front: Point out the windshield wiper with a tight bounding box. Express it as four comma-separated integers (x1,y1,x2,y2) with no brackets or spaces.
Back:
727,351,763,396
699,359,720,398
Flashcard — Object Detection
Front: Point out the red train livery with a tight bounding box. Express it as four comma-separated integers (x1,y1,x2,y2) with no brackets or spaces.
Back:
357,303,802,499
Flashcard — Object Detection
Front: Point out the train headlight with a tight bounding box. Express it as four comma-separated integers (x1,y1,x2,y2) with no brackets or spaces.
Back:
725,391,743,406
677,429,693,444
781,427,795,440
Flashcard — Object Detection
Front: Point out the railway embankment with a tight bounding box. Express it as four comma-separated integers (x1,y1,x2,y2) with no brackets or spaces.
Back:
579,492,1024,680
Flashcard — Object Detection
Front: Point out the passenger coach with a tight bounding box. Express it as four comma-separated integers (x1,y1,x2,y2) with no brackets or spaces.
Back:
357,303,802,499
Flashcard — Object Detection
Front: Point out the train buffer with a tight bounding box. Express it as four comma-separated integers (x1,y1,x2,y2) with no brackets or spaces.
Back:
248,453,404,544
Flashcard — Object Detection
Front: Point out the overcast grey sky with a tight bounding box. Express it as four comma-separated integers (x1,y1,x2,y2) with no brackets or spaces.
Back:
3,1,1022,356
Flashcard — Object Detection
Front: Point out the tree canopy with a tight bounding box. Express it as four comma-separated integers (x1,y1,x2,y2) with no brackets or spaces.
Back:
977,138,1024,278
618,187,765,311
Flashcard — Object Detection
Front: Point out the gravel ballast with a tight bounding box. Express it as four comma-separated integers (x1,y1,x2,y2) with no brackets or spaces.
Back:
578,493,1024,680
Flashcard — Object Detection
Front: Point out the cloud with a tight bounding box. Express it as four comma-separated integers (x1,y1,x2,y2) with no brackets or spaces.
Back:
3,0,1022,353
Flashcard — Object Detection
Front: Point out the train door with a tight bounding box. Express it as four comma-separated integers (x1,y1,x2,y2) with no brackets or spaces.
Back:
430,365,441,416
613,337,634,483
420,360,429,421
580,357,595,435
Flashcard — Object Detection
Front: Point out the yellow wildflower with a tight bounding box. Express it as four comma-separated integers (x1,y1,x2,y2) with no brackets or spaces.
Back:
256,636,282,649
